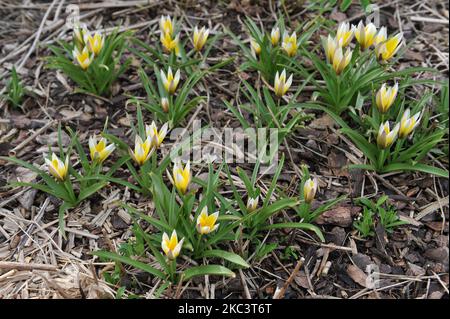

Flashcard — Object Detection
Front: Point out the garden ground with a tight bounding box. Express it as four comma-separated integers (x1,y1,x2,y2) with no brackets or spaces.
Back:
0,0,448,299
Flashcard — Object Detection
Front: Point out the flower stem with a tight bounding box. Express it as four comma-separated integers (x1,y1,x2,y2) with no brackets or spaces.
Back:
170,258,177,282
377,149,386,171
336,75,342,113
392,138,404,161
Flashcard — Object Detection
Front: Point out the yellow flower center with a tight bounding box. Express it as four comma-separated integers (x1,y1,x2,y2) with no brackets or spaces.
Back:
166,236,178,251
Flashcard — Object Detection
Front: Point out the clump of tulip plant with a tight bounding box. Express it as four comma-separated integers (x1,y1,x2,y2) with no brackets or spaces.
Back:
47,24,131,96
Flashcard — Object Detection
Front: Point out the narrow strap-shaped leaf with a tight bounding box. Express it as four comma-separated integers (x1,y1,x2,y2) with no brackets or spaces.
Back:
182,265,235,281
92,251,166,279
382,163,449,178
264,222,325,242
201,250,250,268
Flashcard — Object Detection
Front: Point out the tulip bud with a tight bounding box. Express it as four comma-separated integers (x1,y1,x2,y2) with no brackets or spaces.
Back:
274,69,293,97
354,21,377,49
145,121,168,149
246,196,259,212
271,27,280,46
160,67,181,95
336,22,354,47
193,26,209,52
332,47,352,75
44,153,69,181
282,31,298,57
161,230,184,259
72,47,93,70
375,83,398,113
171,160,191,194
399,109,421,139
250,38,261,55
160,15,174,37
129,135,154,166
377,121,400,149
161,97,169,113
303,178,318,204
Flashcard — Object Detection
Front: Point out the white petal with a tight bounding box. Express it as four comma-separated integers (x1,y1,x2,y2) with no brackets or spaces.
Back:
185,160,190,174
89,136,96,150
160,123,169,140
174,69,181,86
161,240,169,254
170,229,178,242
286,74,293,89
210,211,219,222
173,238,184,257
392,123,400,135
44,157,53,168
104,143,116,155
64,156,69,171
160,69,167,85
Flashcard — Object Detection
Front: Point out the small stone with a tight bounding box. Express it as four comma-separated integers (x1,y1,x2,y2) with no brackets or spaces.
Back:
305,139,319,151
36,131,70,146
379,264,392,274
326,227,346,245
316,206,361,227
431,263,447,273
407,262,426,276
424,247,449,263
428,291,444,299
352,253,372,270
405,253,420,263
111,213,129,230
84,105,93,113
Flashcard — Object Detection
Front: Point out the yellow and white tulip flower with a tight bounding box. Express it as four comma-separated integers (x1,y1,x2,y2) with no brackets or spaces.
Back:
146,121,168,148
171,160,191,194
73,23,87,48
89,136,115,163
161,97,169,113
160,15,174,36
246,196,259,212
354,21,377,50
332,47,352,75
377,121,400,149
160,32,180,55
84,31,104,56
161,230,184,260
129,135,154,166
271,27,280,46
250,38,261,56
161,67,181,95
193,26,209,52
376,83,398,113
196,207,220,235
399,109,421,139
282,31,298,57
45,153,69,181
72,47,93,70
274,69,293,97
375,33,403,62
336,22,354,47
303,177,318,204
322,35,342,63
